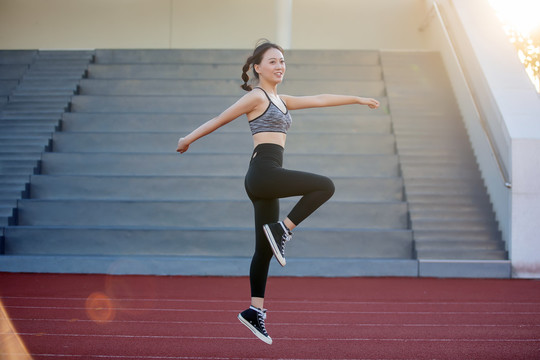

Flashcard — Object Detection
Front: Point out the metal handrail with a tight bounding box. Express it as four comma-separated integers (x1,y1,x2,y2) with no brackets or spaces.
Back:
419,1,512,189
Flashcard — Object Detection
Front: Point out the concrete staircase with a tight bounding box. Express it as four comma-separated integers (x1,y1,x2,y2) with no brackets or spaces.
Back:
382,52,509,277
0,49,510,277
0,50,93,233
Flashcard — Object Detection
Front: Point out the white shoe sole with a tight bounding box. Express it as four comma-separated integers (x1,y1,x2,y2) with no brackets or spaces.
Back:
263,224,286,266
237,313,273,345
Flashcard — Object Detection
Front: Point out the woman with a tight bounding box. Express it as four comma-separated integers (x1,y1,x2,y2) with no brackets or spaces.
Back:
176,40,380,344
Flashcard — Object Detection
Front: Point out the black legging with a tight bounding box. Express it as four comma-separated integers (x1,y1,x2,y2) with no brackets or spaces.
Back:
244,143,335,298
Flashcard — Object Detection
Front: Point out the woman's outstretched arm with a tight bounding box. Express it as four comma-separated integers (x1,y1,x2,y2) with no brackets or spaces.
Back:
280,94,380,111
176,92,260,153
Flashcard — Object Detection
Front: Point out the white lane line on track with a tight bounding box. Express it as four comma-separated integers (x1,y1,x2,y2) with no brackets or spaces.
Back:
4,305,540,315
8,318,540,328
7,332,540,342
2,296,539,306
0,354,423,360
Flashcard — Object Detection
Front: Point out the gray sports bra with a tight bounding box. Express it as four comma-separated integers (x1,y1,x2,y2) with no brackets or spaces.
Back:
248,87,292,135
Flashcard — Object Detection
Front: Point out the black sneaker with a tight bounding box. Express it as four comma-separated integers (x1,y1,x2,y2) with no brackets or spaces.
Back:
263,221,292,267
237,306,272,345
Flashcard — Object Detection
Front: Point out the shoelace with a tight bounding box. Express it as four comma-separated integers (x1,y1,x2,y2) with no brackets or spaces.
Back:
257,310,268,335
280,232,292,255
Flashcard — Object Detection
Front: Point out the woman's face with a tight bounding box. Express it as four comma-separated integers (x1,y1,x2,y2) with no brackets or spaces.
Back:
254,48,286,85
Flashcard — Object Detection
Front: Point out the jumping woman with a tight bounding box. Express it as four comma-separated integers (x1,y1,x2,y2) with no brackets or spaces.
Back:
176,40,380,344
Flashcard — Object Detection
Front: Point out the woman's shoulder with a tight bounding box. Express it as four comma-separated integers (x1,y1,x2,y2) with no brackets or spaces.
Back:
240,87,268,104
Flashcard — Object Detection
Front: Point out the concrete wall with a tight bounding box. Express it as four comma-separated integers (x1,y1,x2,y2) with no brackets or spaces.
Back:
0,0,427,50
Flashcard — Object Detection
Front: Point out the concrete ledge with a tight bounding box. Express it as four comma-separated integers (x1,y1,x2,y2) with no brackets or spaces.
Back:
419,259,511,278
271,258,418,277
0,255,418,277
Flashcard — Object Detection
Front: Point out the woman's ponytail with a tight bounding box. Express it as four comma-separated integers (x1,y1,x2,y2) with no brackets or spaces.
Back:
240,39,284,92
241,57,254,92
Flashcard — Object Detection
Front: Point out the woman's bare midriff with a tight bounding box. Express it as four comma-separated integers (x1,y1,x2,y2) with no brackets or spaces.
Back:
252,132,287,148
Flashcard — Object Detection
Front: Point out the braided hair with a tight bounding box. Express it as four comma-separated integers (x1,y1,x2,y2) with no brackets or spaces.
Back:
241,39,284,91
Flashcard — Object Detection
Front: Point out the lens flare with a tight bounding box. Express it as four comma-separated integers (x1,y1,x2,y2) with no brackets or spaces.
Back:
0,300,33,360
85,292,116,324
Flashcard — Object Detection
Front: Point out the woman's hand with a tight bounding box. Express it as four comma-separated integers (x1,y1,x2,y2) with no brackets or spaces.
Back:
176,137,190,154
359,97,380,109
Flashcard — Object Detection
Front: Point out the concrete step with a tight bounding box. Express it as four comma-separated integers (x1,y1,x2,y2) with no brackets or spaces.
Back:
416,249,507,260
29,175,404,202
0,145,49,153
399,154,477,164
0,131,53,139
397,138,473,151
94,49,380,65
0,124,58,133
409,208,496,221
1,118,60,126
28,61,90,69
412,219,497,232
2,101,69,110
418,259,510,278
415,239,504,251
0,254,419,277
51,132,396,155
61,113,392,133
0,204,17,215
414,229,500,242
9,95,73,103
14,80,79,91
40,153,400,177
22,74,84,81
70,95,388,115
0,199,19,208
87,63,383,81
0,119,60,131
401,165,481,179
0,164,38,175
0,181,26,190
0,80,19,95
397,148,473,159
78,79,385,97
406,194,492,207
0,134,53,142
36,50,94,60
0,50,37,64
4,226,413,259
393,121,468,133
0,189,25,199
12,90,76,98
404,178,486,193
0,152,42,161
0,113,63,121
0,64,28,79
0,175,30,184
23,72,84,79
17,199,408,229
0,110,65,117
408,194,492,207
0,157,40,167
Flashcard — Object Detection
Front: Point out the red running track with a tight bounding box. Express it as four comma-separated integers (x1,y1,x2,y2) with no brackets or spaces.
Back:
1,273,540,360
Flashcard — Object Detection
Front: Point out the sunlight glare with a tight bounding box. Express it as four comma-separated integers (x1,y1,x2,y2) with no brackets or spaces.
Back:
488,0,540,36
488,0,540,92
